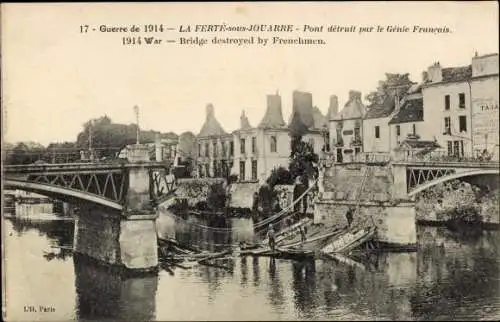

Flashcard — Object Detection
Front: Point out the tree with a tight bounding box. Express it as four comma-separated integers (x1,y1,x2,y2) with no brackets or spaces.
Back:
365,73,414,106
288,111,318,181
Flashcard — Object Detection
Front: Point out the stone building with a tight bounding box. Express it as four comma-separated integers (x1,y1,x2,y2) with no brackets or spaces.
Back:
470,53,499,160
329,90,366,162
387,84,440,156
196,104,234,178
231,90,328,182
232,92,289,182
363,94,397,153
420,61,474,157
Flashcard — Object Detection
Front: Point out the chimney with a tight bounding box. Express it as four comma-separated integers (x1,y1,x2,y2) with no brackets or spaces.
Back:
240,110,251,129
328,95,338,119
421,71,429,83
348,90,362,101
427,61,442,83
292,90,314,128
206,104,215,120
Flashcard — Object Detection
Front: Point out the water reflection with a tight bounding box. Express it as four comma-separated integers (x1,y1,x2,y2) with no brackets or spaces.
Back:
3,207,500,321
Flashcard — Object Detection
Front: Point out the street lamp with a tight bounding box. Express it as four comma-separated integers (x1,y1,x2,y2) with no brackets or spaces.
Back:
134,105,140,145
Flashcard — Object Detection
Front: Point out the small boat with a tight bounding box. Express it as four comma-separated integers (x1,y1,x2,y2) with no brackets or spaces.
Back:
321,225,377,254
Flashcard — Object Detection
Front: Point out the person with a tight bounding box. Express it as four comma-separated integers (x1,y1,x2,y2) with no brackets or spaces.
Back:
252,191,259,218
267,224,276,251
299,226,307,244
345,207,354,228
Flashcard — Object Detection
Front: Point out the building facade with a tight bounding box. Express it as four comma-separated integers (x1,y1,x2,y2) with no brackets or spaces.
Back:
329,90,366,162
363,95,397,153
196,104,233,178
421,62,473,157
470,53,499,160
231,91,328,182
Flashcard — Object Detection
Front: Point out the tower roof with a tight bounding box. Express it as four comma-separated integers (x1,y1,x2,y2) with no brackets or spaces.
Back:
258,93,286,128
198,104,227,137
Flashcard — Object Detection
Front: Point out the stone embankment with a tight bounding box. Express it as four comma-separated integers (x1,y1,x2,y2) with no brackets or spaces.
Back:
415,180,499,225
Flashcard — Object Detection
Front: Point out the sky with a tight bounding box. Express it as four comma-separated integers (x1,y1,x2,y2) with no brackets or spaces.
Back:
2,2,499,146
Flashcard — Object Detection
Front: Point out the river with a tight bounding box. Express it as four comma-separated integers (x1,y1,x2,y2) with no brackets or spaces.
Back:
3,204,500,321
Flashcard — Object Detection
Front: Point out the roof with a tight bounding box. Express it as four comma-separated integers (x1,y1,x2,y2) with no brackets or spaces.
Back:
365,95,395,119
332,91,366,120
198,104,227,137
388,98,424,124
258,94,286,129
399,139,441,149
395,139,441,152
441,65,472,83
311,106,327,129
240,111,253,130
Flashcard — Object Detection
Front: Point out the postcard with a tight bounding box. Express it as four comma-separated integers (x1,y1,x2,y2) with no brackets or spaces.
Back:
2,2,499,321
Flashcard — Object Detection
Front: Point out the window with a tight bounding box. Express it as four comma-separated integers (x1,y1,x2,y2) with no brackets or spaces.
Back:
412,124,416,135
230,142,234,156
453,141,460,157
374,126,380,139
460,141,464,157
444,117,451,134
459,115,467,132
240,138,246,154
251,160,258,181
205,143,209,157
355,147,361,155
459,93,466,109
252,137,257,153
213,142,218,157
444,95,450,110
198,144,202,157
396,125,401,136
336,148,343,163
205,164,210,178
447,141,453,156
239,161,245,181
354,127,361,141
270,136,277,153
213,160,218,177
198,165,203,178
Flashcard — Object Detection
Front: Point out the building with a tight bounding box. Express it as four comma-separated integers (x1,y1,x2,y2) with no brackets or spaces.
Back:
196,104,233,178
470,53,499,160
387,84,441,156
363,94,397,153
232,92,289,182
421,61,474,157
329,90,366,162
231,90,328,182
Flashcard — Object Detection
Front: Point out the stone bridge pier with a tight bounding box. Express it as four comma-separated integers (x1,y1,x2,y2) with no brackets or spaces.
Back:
73,145,159,274
315,162,417,248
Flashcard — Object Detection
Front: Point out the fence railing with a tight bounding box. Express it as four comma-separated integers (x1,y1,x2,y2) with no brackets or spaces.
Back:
3,147,124,165
393,150,499,164
321,150,499,166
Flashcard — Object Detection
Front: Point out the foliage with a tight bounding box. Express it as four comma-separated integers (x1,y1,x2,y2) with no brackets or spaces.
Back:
5,142,47,164
228,174,239,184
289,140,319,181
206,183,227,211
174,157,194,178
266,166,293,187
257,183,279,214
288,111,319,182
365,73,414,106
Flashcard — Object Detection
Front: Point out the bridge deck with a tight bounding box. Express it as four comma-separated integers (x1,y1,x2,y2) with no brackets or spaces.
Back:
4,161,169,173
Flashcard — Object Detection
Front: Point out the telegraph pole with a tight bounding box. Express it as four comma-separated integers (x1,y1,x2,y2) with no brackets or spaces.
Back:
134,105,140,145
88,120,94,161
